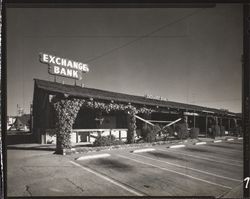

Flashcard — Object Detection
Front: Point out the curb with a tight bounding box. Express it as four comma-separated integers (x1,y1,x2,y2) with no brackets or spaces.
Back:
168,144,186,149
132,148,155,153
60,136,240,155
63,140,182,155
194,142,207,145
76,153,110,160
213,140,222,143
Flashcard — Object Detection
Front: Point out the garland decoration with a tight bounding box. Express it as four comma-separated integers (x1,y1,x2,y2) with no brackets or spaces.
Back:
52,95,156,153
83,101,154,115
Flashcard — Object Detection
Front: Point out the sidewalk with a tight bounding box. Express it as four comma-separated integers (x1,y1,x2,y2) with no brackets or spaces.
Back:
7,143,56,151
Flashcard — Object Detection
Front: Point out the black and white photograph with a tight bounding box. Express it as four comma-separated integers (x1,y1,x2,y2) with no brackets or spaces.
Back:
5,3,245,198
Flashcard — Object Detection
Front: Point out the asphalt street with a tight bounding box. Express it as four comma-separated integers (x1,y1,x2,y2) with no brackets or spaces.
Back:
7,138,243,197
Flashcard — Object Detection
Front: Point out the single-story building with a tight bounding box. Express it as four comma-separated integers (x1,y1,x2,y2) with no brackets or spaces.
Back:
32,79,242,150
8,114,31,131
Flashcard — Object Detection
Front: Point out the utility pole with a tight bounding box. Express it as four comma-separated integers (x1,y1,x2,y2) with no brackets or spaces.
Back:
17,104,23,116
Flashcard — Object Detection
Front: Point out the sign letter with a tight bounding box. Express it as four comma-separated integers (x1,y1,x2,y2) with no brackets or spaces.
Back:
42,53,49,63
73,70,78,78
54,66,60,74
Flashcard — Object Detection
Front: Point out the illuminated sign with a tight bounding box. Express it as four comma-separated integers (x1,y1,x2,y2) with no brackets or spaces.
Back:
40,53,89,80
49,65,83,80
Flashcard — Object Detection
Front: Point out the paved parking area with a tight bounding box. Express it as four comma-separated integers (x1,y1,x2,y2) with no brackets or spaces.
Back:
7,138,243,197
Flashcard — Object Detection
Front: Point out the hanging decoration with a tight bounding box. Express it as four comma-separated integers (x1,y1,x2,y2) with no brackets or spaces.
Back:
83,100,154,115
52,95,156,152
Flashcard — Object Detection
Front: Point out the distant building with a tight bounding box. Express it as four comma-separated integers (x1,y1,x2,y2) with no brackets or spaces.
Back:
7,116,16,130
8,114,31,131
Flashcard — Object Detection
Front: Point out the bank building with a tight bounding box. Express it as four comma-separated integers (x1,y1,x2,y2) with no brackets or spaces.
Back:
32,53,242,154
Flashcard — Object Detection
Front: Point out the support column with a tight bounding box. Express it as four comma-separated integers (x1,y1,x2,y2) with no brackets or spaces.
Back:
220,117,223,137
88,133,91,142
193,114,196,128
127,113,136,144
53,98,83,154
184,115,188,127
233,118,237,131
177,110,188,140
211,116,217,138
205,116,208,137
76,132,78,143
119,131,121,141
215,116,218,125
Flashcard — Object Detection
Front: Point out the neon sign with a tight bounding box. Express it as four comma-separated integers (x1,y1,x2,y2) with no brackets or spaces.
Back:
40,53,89,80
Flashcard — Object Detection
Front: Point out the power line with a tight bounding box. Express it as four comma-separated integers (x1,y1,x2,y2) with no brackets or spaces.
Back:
85,8,205,64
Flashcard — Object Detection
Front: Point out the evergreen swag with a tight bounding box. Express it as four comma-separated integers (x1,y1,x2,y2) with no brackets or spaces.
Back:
52,95,155,152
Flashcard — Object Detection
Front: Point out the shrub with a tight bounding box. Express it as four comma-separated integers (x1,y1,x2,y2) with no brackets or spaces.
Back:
136,129,142,137
141,124,161,142
93,135,124,146
165,126,174,137
158,126,173,141
111,139,125,145
151,124,161,141
93,135,111,146
141,124,151,141
175,122,189,140
190,128,199,139
153,124,161,135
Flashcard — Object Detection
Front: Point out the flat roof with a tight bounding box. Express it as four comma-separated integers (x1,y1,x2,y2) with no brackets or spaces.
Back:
34,79,241,118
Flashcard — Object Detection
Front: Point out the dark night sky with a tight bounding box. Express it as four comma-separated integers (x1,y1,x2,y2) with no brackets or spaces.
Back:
7,4,242,116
